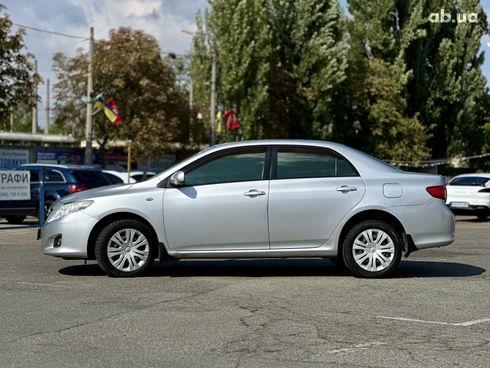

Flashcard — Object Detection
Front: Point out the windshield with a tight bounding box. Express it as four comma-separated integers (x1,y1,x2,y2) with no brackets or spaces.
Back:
449,176,490,186
71,170,112,188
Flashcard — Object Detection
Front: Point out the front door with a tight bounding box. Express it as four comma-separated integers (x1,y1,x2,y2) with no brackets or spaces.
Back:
163,146,270,252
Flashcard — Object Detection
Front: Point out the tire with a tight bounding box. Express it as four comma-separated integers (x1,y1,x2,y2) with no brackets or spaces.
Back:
477,213,488,221
5,215,26,224
44,199,55,219
342,220,402,278
95,219,156,277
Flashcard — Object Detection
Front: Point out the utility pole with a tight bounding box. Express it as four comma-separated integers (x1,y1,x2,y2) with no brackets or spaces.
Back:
9,108,13,132
189,79,193,143
32,60,38,134
84,26,94,165
210,53,217,146
45,79,50,134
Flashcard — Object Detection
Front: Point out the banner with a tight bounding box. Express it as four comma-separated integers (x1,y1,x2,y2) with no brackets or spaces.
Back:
0,170,30,200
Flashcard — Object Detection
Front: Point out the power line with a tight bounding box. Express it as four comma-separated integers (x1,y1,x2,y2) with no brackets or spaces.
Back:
12,22,88,40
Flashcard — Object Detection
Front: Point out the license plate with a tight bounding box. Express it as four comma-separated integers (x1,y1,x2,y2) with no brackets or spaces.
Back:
450,202,469,208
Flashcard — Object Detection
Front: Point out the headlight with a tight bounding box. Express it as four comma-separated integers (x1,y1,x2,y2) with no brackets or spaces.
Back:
46,200,93,223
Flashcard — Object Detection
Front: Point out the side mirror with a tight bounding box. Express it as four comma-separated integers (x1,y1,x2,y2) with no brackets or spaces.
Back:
169,171,185,187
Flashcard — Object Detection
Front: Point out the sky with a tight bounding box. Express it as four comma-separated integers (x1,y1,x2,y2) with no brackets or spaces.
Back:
2,0,490,130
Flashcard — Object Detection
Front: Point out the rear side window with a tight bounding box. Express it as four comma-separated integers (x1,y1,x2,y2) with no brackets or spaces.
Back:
185,149,266,186
274,147,358,179
71,170,111,188
45,169,64,182
449,176,490,186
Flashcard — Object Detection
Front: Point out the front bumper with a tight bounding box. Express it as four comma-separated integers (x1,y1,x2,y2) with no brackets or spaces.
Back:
40,211,98,259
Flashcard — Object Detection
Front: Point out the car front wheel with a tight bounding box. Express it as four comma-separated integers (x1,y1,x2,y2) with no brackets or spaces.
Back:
95,219,156,277
342,220,402,278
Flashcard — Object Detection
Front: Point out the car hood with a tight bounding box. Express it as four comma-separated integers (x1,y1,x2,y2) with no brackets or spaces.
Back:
59,183,134,203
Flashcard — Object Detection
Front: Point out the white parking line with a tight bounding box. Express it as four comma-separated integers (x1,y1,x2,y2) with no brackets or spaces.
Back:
377,316,490,327
325,342,386,354
455,318,490,326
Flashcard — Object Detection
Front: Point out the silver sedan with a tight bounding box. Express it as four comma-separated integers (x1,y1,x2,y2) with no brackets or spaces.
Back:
40,140,455,278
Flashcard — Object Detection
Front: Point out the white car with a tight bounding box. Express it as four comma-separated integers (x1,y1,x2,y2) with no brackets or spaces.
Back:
446,173,490,220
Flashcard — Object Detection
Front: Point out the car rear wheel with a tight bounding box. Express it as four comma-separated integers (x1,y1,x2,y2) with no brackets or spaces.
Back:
95,219,156,277
4,215,26,224
343,220,402,278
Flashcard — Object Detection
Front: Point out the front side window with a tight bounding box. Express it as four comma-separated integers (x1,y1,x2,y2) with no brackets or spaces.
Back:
184,149,266,186
274,147,358,179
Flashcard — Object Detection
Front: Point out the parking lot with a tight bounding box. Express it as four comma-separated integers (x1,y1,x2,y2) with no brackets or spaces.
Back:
0,217,488,368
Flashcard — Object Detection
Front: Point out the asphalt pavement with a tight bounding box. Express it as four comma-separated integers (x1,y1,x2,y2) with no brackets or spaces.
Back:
0,216,488,367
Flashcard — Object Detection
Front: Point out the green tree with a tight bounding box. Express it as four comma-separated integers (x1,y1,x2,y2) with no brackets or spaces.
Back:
192,0,349,141
0,5,37,123
187,11,213,144
398,0,487,159
53,27,190,164
334,0,431,161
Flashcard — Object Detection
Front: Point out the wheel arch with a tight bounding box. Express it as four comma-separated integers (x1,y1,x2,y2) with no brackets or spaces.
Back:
87,212,159,260
337,209,406,258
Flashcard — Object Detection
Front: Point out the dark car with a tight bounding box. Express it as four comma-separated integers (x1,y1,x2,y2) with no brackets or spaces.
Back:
0,164,112,224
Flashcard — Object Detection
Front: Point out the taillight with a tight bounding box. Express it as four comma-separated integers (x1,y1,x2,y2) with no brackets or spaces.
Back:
68,184,89,193
426,185,447,201
479,188,490,193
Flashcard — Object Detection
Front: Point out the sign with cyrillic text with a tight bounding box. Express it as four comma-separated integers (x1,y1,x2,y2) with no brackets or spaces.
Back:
0,171,31,200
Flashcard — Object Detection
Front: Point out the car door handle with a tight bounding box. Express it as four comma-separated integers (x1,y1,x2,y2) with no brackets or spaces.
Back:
336,185,357,193
243,189,266,197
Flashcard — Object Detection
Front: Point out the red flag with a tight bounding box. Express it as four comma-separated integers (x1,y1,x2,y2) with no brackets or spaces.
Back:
223,108,240,131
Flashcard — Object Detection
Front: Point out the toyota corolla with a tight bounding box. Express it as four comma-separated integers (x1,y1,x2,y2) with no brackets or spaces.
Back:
40,140,455,278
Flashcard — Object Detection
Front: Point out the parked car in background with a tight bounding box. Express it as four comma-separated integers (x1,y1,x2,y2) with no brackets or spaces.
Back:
102,170,156,184
130,171,156,182
446,173,490,221
102,170,135,184
40,140,455,278
0,164,112,224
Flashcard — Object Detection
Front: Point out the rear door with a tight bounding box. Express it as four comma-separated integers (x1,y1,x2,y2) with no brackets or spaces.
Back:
268,145,365,249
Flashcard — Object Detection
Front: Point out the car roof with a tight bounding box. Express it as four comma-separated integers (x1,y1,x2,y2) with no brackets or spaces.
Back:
210,139,346,150
20,163,101,171
452,173,490,179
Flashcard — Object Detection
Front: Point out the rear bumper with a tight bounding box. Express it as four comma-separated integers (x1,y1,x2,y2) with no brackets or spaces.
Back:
448,205,490,216
389,200,455,251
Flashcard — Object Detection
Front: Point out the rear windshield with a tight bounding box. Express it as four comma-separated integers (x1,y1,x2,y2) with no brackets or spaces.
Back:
449,176,490,186
71,170,111,188
102,172,124,184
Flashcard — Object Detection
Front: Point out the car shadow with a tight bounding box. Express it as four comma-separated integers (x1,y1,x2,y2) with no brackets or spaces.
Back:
59,259,486,278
